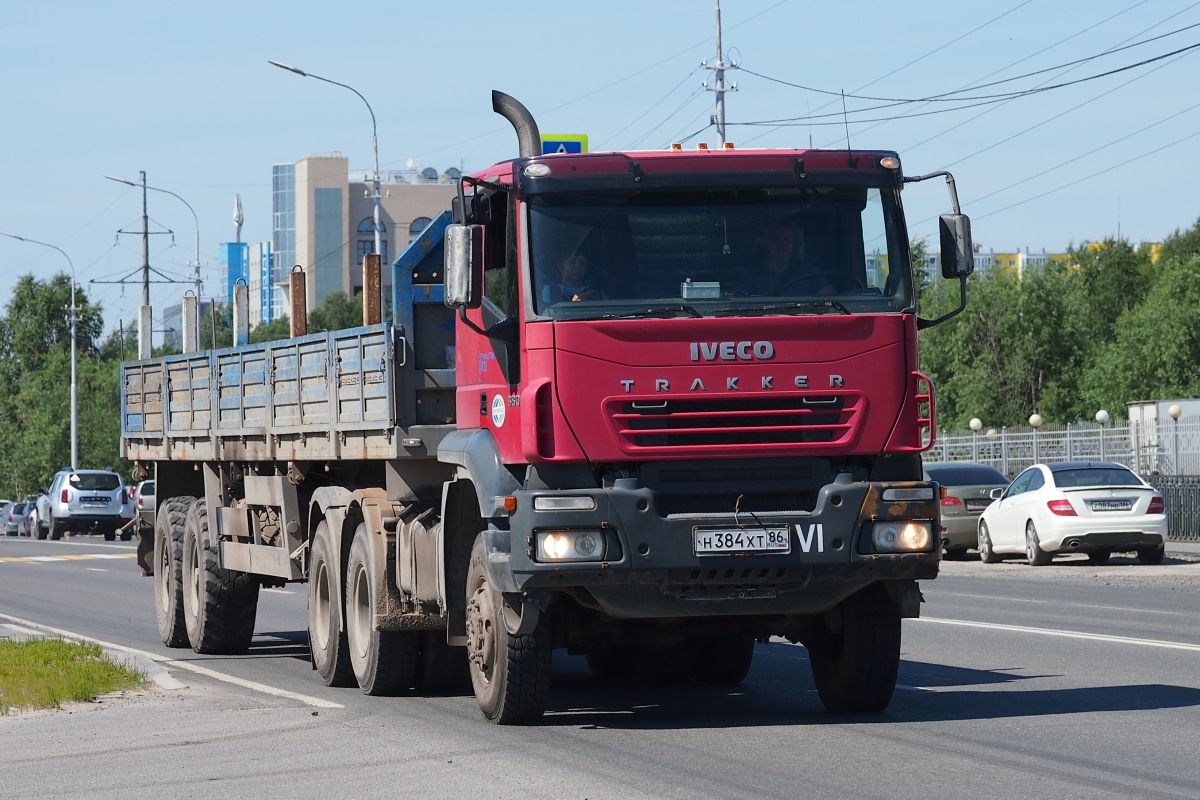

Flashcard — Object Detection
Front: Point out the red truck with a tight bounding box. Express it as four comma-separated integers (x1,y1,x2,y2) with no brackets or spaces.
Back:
122,91,973,724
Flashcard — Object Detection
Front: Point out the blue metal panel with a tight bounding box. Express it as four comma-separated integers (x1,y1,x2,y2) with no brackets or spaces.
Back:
392,209,452,344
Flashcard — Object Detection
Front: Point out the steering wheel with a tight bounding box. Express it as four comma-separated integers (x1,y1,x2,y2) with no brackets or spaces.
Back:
778,271,867,295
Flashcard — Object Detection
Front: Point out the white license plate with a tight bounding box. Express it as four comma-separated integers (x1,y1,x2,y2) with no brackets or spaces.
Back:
694,526,791,555
83,502,107,508
1091,500,1132,512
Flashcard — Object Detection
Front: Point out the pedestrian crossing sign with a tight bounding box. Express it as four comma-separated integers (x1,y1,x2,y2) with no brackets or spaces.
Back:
540,134,589,155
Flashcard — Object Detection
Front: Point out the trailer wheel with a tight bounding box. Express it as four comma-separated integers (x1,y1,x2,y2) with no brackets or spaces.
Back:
345,523,419,695
308,520,354,687
182,498,259,654
695,634,756,686
808,583,901,714
415,630,471,695
154,496,194,648
465,533,551,724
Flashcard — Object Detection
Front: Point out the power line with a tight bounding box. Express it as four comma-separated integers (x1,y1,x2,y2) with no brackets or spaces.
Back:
728,41,1200,127
595,65,702,150
900,0,1200,154
972,128,1200,221
739,18,1198,104
628,88,705,150
739,0,1036,146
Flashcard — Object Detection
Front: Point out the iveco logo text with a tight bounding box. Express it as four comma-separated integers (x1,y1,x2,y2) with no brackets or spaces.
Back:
689,341,775,362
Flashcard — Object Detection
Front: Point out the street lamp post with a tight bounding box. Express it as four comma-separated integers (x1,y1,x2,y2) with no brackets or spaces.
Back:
0,232,78,469
1168,404,1183,474
1096,409,1110,461
969,417,982,462
269,60,383,312
1029,413,1044,465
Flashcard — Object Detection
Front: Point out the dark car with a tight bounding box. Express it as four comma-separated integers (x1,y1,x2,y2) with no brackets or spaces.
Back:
923,462,1010,559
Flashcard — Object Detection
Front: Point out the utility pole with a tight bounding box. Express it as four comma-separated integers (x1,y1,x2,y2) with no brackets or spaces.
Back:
139,170,151,357
703,1,738,146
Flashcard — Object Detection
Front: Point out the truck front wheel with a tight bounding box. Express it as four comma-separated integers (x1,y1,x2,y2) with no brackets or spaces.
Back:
695,634,756,685
154,496,194,648
808,584,901,714
308,520,354,687
465,534,551,724
345,523,419,695
182,499,259,654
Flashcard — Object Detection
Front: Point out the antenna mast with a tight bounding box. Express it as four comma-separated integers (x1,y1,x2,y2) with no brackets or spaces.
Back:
703,1,738,146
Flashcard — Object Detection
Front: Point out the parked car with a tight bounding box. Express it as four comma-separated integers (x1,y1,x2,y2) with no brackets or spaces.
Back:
38,468,134,541
1,502,16,536
19,503,37,537
977,461,1167,566
134,480,155,518
924,462,1009,559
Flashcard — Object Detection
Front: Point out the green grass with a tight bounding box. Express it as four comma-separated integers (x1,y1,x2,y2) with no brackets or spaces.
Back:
0,637,146,715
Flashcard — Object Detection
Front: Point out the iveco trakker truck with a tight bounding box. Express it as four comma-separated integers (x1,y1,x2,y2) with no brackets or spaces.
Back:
121,91,974,724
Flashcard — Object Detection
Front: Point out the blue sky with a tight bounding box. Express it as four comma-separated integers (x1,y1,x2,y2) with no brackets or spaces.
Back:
1,0,1197,334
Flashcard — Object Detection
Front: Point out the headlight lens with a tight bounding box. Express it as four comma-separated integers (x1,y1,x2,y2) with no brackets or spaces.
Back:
533,495,596,511
870,521,933,552
535,530,606,562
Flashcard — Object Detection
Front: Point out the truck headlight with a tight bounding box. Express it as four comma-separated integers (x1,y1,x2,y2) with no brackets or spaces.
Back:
869,521,933,552
535,530,606,562
533,496,596,511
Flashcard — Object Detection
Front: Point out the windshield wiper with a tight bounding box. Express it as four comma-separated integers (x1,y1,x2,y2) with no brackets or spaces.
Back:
600,304,705,320
714,300,852,317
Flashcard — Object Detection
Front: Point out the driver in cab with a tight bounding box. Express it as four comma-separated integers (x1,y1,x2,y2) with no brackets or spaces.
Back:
747,221,842,297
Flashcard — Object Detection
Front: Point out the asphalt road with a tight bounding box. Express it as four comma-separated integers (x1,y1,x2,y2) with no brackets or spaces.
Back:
2,534,1199,800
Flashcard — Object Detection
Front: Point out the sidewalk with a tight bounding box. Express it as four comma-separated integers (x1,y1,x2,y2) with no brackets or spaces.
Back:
1166,540,1200,555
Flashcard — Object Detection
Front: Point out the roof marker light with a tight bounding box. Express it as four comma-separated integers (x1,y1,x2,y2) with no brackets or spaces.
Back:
697,142,709,150
523,163,551,177
880,156,900,169
670,143,682,150
724,142,735,149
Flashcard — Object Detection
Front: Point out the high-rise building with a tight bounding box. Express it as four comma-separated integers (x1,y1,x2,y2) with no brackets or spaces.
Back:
272,153,458,310
217,242,249,307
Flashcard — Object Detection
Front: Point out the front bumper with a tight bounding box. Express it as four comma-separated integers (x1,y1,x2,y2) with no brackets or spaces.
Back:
486,480,940,619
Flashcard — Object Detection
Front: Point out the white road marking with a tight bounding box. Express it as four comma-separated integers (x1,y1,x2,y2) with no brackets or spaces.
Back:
0,539,134,550
86,568,107,572
916,616,1200,652
0,611,342,709
937,590,1189,617
262,588,295,594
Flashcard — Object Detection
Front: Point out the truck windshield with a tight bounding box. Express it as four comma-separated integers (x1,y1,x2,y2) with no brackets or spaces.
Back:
529,185,911,320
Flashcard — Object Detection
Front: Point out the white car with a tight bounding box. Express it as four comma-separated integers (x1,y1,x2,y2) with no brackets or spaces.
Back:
977,461,1167,566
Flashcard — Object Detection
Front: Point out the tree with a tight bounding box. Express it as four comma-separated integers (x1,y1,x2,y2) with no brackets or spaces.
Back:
308,291,363,333
250,315,291,344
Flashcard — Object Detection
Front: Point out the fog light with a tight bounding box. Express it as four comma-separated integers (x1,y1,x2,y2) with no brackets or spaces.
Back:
535,530,606,562
870,521,932,553
533,496,596,511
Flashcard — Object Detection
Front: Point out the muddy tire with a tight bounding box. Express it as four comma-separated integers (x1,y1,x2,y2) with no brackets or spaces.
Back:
182,499,259,654
308,520,354,687
809,584,901,714
154,496,194,648
345,523,419,695
466,534,552,724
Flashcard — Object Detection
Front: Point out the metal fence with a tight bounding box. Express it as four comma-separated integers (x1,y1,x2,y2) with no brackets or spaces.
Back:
1147,476,1200,542
932,415,1200,541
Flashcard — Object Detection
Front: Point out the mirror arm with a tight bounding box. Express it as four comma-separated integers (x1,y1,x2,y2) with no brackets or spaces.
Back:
904,171,961,214
917,275,967,331
458,306,491,337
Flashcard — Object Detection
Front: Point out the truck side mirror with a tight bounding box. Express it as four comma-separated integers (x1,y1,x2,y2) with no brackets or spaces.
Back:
444,223,483,309
939,213,974,279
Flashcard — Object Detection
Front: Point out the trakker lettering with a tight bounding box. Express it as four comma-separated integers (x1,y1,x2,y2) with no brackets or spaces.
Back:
619,374,847,392
689,341,775,362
